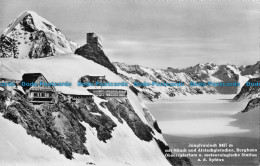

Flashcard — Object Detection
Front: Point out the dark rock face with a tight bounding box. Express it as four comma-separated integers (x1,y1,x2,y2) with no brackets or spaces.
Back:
234,78,260,101
240,61,260,76
129,85,140,95
0,35,18,58
211,65,240,94
0,90,116,159
75,44,117,74
0,14,55,58
113,62,148,76
75,102,117,142
153,121,162,134
167,67,182,73
21,14,36,32
155,138,193,166
242,98,260,113
105,98,153,141
105,98,192,166
28,30,55,58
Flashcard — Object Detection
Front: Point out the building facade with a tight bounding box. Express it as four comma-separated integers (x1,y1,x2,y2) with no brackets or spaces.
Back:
21,73,57,104
88,89,127,98
62,93,93,103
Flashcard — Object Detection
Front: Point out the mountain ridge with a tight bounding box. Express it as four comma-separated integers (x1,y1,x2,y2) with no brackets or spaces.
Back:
113,61,256,100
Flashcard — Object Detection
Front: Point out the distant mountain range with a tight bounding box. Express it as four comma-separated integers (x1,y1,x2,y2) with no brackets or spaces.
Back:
114,61,260,117
113,61,259,100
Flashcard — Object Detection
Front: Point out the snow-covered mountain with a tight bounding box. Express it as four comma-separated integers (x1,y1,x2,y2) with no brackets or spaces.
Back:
0,11,77,58
233,77,260,101
180,63,251,94
241,98,260,113
114,62,218,100
233,62,260,101
181,62,219,76
0,11,191,166
113,62,251,100
240,61,260,77
232,62,260,116
212,64,251,94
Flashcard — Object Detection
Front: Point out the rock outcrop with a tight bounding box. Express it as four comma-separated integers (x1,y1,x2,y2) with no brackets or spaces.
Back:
75,44,117,74
105,98,153,141
241,98,260,113
233,77,260,101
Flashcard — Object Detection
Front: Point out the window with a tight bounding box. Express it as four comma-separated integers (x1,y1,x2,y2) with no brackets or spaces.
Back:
40,93,45,97
33,93,38,97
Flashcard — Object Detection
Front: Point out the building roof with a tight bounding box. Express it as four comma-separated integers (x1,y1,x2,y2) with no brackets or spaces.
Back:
58,86,93,96
88,88,126,91
0,77,21,81
21,73,54,91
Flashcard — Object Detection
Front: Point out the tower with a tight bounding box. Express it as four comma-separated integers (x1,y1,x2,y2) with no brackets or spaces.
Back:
86,32,102,49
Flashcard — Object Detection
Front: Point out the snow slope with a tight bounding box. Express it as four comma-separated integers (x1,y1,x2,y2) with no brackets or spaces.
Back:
0,113,92,166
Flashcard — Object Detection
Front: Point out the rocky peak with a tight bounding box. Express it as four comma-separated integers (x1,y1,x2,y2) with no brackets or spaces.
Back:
182,63,219,76
241,98,260,113
233,77,260,101
113,62,148,76
0,11,78,58
166,67,182,73
75,43,117,74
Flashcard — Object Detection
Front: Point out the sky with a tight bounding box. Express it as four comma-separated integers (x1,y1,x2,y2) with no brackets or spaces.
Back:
0,0,259,69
